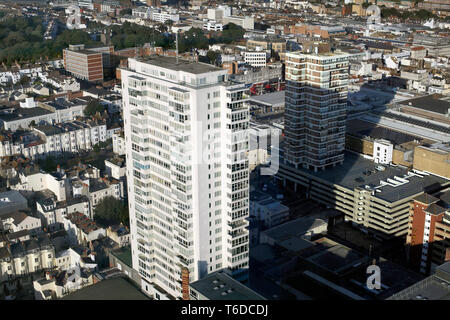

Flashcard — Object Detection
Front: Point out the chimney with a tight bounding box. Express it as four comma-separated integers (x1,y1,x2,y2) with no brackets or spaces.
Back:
181,267,190,300
45,272,52,280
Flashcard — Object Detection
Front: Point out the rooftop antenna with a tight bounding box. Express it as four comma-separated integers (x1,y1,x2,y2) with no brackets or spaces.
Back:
176,31,179,64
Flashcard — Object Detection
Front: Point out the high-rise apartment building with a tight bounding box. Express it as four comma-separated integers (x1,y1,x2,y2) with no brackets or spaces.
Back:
284,51,349,172
120,56,250,299
406,190,450,275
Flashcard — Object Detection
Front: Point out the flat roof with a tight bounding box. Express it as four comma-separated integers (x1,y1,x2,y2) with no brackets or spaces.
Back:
135,56,223,75
414,193,439,205
298,237,367,275
0,191,27,210
61,277,149,300
262,216,327,243
388,263,450,300
249,91,285,107
110,245,132,268
346,119,427,146
282,152,449,203
399,94,450,115
34,124,62,136
190,271,266,300
0,107,53,122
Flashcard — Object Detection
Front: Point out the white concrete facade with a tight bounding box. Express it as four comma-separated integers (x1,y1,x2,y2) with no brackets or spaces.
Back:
121,57,250,299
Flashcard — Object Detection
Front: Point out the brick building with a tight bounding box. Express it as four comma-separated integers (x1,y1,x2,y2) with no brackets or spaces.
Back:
63,44,114,82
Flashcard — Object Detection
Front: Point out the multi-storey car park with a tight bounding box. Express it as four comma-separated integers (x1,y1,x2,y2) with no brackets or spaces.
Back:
277,150,449,241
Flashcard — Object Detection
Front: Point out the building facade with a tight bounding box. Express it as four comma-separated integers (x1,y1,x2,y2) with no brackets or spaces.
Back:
63,45,114,82
406,191,450,275
121,56,250,299
284,51,349,171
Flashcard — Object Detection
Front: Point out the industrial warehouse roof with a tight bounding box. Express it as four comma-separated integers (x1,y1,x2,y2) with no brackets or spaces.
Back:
346,119,428,146
281,152,449,203
136,56,223,74
388,261,450,300
190,270,266,300
399,94,450,115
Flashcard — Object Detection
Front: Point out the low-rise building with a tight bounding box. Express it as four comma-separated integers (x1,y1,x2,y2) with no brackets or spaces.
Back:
0,191,28,216
0,211,42,235
106,224,130,247
244,51,268,67
260,216,328,246
112,130,126,155
0,234,55,283
0,105,56,131
33,268,95,300
189,269,265,300
62,211,106,246
250,191,289,230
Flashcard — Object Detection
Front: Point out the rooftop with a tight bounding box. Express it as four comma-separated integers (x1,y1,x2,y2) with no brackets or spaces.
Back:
66,212,101,234
61,276,150,300
135,56,223,75
262,216,327,244
282,151,449,203
399,94,450,115
388,261,450,300
110,245,132,268
346,119,427,146
297,237,368,276
249,91,285,107
0,191,27,211
414,193,440,205
0,107,53,122
0,210,29,225
190,270,266,300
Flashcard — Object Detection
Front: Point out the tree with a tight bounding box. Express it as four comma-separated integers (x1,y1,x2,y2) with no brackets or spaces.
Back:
119,8,132,16
40,156,57,172
19,75,31,85
93,196,129,227
93,143,101,153
84,100,105,117
206,50,220,65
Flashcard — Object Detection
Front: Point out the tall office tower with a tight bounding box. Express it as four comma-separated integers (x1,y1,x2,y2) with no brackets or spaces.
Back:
121,56,250,299
284,50,349,172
